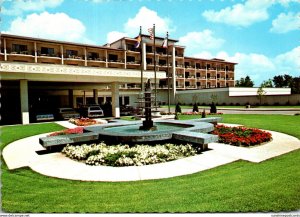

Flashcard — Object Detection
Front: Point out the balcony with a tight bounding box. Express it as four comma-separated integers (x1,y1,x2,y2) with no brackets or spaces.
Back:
186,75,195,79
39,53,61,58
8,50,34,56
198,85,206,89
208,77,216,79
126,61,140,65
176,64,184,68
64,54,84,60
186,85,196,89
176,85,184,88
88,57,106,62
217,77,225,80
176,74,184,78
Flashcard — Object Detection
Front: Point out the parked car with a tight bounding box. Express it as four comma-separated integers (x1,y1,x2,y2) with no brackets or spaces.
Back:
78,104,104,118
56,108,80,120
30,107,55,122
120,105,135,116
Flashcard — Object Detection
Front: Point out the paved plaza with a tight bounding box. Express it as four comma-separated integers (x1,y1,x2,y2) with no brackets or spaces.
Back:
3,121,300,182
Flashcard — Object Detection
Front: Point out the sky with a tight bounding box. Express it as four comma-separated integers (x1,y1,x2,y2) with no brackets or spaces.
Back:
1,0,299,86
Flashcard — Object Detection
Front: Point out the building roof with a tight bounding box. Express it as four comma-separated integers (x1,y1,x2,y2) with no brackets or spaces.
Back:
1,33,123,52
185,56,238,65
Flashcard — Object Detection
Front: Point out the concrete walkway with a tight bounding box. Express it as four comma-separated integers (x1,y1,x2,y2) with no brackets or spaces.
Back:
2,124,300,182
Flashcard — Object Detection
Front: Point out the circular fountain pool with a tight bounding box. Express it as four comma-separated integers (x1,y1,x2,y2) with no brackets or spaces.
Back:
85,120,215,143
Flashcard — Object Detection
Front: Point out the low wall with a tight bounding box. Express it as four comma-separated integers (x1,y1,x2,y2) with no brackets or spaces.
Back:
174,88,300,106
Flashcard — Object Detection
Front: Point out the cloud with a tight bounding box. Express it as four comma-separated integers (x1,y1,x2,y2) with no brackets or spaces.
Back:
106,31,127,44
270,12,300,33
178,30,225,56
275,46,300,72
4,12,93,44
190,47,299,86
202,0,273,27
276,0,299,7
107,6,174,43
2,0,63,16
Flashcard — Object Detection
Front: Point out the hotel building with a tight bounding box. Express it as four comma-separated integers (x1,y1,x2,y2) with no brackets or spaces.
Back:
0,33,236,125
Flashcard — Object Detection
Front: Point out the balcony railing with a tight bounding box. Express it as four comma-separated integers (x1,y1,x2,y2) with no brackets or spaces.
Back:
186,85,196,88
208,77,216,79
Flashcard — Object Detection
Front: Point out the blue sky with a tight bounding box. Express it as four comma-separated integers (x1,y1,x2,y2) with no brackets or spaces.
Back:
1,0,299,86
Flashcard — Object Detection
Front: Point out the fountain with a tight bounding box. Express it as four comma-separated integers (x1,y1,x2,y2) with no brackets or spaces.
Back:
139,79,157,131
40,80,222,151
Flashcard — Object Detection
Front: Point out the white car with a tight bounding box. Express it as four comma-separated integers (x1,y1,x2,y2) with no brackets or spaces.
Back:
56,108,80,120
80,105,104,118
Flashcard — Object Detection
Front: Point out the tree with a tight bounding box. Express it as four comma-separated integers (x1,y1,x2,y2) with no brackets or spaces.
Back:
272,74,292,88
260,79,273,88
291,77,300,94
257,87,266,105
236,76,254,87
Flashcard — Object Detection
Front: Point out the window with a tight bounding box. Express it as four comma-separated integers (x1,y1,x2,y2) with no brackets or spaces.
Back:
41,47,54,56
146,46,152,53
88,52,99,60
66,49,78,57
127,44,136,51
196,63,200,69
12,44,27,53
108,54,118,62
184,62,189,68
159,59,166,66
146,58,152,64
127,56,135,63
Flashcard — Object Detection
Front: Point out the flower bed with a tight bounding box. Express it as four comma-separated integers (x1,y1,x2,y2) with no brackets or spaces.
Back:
160,111,223,115
212,125,272,147
69,118,107,126
48,127,84,137
62,142,198,167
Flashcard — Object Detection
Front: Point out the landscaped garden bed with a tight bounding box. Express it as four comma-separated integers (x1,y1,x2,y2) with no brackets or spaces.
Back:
212,125,272,147
62,142,198,167
48,127,84,137
69,118,107,126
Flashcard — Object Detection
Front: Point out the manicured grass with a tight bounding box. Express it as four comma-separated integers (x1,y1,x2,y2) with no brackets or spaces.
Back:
161,105,300,109
1,116,300,213
178,114,300,139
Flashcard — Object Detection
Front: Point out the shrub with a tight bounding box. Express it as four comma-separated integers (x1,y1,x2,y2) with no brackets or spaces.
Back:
175,103,182,113
210,103,217,114
201,109,206,118
193,103,199,112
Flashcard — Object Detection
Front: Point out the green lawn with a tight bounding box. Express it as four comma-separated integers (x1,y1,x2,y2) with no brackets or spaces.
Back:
1,115,300,213
161,105,300,109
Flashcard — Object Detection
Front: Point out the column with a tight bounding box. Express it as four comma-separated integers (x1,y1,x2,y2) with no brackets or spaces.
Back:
83,91,86,105
111,82,120,118
60,45,64,64
68,89,74,108
84,47,87,66
93,89,98,104
171,46,176,104
34,42,37,63
4,38,7,61
20,80,29,124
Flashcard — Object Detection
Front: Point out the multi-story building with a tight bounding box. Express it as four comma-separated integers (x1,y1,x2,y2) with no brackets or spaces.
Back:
0,33,236,125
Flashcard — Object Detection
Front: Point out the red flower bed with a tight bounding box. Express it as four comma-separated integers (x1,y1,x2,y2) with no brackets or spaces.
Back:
69,118,98,126
48,127,84,137
160,111,223,115
212,125,272,147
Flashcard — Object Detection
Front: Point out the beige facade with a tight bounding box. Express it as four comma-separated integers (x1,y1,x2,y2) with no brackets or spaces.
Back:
0,33,236,125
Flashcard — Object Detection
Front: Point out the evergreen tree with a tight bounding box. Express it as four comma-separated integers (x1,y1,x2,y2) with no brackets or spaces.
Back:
236,76,254,87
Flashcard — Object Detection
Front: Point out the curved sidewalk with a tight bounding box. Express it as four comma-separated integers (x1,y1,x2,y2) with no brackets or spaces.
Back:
2,126,300,182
